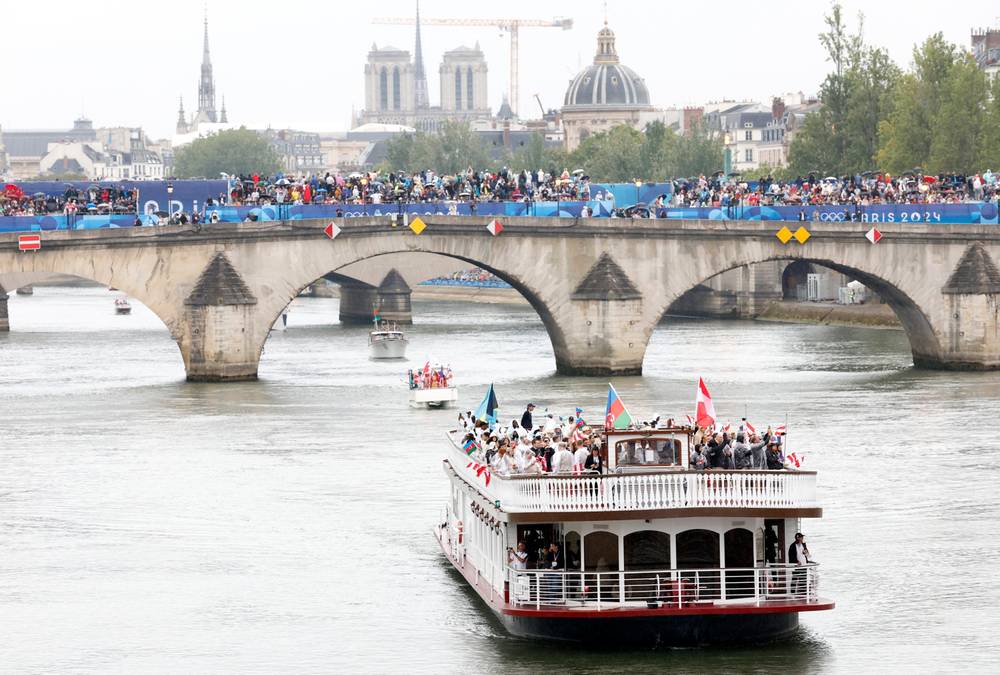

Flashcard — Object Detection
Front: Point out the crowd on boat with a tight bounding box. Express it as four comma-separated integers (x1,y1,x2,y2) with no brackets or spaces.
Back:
226,168,597,207
457,403,790,477
408,365,453,390
0,183,139,216
670,171,1000,210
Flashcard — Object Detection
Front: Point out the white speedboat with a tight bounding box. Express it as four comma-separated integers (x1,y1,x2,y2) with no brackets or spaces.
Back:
114,297,132,315
369,321,408,360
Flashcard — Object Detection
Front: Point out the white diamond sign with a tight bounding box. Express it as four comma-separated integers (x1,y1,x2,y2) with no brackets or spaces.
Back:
487,219,504,236
865,227,882,244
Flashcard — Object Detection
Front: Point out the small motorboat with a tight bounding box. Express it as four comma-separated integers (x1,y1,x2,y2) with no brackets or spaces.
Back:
408,364,457,408
114,297,132,315
369,320,408,360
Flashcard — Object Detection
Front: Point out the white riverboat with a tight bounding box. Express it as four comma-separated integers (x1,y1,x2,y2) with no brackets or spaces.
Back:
369,321,408,360
434,424,833,647
407,365,457,408
114,297,132,315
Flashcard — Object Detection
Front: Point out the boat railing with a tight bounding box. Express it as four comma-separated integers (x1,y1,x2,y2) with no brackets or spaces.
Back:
446,435,818,512
507,563,820,611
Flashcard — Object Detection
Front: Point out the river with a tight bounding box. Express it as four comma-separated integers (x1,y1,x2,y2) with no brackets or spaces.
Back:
1,286,998,673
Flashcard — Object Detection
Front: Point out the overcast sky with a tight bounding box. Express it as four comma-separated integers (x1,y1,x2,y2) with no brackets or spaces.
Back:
2,0,997,139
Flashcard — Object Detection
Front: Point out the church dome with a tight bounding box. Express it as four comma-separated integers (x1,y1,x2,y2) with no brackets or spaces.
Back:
563,23,652,109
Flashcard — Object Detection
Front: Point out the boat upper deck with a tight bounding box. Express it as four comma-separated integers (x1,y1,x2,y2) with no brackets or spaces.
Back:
445,430,820,520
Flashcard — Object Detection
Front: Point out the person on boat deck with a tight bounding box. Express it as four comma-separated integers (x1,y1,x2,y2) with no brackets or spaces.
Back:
585,445,605,474
733,433,752,469
544,542,565,570
690,444,708,470
765,526,779,564
572,440,589,473
788,532,812,594
552,441,574,473
749,432,769,469
508,542,529,570
542,414,558,434
766,437,785,470
491,444,514,476
520,403,535,431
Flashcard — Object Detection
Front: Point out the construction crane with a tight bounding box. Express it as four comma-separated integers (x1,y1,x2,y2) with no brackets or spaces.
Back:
371,15,573,117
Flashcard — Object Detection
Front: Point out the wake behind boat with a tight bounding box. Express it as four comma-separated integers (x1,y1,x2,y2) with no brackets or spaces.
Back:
434,383,832,647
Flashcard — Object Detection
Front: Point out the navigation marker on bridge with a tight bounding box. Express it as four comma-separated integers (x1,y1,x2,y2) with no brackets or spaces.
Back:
324,222,342,239
793,226,811,244
487,219,504,236
409,216,427,235
18,234,41,252
865,226,882,244
776,226,793,244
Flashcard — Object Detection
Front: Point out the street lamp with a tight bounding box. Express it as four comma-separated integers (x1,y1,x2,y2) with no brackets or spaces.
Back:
166,182,174,221
634,179,642,208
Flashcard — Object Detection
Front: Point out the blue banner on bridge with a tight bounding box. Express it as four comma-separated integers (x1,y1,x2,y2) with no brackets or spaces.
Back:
11,180,230,216
655,202,999,224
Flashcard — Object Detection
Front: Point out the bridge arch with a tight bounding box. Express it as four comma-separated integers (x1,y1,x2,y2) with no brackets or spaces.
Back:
254,248,567,368
652,253,943,368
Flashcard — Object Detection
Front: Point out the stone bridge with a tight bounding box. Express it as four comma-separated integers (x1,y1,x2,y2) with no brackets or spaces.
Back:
0,216,998,381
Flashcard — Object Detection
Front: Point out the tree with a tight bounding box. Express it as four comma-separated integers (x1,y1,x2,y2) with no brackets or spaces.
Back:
672,122,724,178
979,75,1000,170
928,55,988,173
173,128,281,178
383,122,490,174
569,125,645,182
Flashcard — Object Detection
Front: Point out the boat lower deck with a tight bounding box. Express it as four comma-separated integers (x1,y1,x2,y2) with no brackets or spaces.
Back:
434,525,833,646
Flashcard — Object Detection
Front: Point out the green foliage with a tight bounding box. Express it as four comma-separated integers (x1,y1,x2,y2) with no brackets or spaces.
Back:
384,121,491,174
568,121,723,182
173,128,281,178
979,76,1000,170
788,3,898,175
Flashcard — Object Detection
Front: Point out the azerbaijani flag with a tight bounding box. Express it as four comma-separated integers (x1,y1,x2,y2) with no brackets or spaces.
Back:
604,384,633,430
462,437,477,455
475,384,499,427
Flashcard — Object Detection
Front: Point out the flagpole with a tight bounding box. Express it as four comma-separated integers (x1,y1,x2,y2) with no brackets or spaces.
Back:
784,412,789,455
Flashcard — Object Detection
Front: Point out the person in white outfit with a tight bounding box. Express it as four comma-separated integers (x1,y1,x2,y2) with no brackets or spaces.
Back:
552,444,574,473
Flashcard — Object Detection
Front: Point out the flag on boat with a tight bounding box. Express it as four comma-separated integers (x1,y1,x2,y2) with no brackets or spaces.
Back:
475,383,499,427
423,361,431,377
773,424,787,436
605,384,633,430
372,303,381,322
695,378,717,428
575,407,584,417
462,437,477,455
784,452,803,469
684,414,695,427
745,421,757,435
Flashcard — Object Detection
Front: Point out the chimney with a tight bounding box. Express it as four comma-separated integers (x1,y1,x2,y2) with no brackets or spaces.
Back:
771,97,786,121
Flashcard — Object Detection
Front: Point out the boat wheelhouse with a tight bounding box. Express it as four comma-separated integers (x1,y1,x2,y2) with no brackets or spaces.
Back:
435,426,833,646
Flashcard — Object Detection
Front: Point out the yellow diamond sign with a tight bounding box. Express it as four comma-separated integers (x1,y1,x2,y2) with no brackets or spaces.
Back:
776,226,793,244
409,216,426,235
793,226,811,244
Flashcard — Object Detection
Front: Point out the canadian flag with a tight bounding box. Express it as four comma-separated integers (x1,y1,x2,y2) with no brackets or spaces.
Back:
695,378,716,428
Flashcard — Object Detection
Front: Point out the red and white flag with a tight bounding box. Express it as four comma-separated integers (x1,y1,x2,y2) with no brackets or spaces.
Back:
773,424,786,436
784,452,803,469
695,378,716,428
685,414,695,427
745,421,757,435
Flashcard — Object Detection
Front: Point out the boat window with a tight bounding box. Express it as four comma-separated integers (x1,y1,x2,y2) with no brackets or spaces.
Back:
583,531,619,572
676,529,721,599
724,528,755,599
624,530,671,570
614,437,681,467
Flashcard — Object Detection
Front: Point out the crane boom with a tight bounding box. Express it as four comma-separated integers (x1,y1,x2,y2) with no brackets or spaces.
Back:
371,16,573,117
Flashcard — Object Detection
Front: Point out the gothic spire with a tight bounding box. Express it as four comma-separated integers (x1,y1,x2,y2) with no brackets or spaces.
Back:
413,0,429,109
220,95,228,123
197,6,217,123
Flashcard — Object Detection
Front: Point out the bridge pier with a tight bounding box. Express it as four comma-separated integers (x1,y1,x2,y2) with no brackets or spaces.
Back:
557,253,650,376
337,270,413,325
0,289,8,332
179,253,263,382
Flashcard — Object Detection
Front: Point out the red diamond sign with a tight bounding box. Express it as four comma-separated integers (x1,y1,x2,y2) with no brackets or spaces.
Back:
324,222,341,239
865,227,882,244
486,219,504,236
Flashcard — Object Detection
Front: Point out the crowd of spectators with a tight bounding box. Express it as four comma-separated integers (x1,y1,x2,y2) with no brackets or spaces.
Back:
671,171,1000,209
227,168,597,207
459,406,790,478
0,184,138,217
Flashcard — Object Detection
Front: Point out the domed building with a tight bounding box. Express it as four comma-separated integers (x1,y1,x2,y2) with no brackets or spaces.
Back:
561,22,654,150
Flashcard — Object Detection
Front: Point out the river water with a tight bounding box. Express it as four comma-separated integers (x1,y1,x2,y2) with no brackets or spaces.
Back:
1,286,998,674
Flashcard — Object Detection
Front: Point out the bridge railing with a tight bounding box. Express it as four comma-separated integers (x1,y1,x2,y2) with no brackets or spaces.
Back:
446,433,818,513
